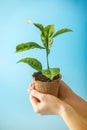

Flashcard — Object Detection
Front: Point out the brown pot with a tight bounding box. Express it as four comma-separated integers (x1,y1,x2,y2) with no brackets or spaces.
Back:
32,75,61,97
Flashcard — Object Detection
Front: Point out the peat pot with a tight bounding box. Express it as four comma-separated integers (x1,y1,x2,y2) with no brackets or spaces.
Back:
32,72,61,97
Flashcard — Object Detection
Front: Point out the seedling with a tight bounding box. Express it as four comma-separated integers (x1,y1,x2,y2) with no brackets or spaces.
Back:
16,20,72,80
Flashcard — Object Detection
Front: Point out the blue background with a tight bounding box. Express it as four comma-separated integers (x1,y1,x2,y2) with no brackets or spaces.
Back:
0,0,87,130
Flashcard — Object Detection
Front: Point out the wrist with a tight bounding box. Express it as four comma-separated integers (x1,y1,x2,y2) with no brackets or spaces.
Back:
55,101,68,117
56,101,73,118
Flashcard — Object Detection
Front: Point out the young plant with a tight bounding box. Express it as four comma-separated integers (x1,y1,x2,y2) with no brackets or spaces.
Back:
16,20,72,80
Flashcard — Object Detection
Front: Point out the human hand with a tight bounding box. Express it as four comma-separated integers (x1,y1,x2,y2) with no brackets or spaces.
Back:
28,80,87,117
28,80,87,130
28,83,66,115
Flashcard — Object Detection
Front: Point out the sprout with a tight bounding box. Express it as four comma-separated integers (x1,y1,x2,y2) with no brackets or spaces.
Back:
16,21,73,80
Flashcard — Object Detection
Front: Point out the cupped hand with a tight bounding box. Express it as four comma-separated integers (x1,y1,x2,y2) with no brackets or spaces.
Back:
28,80,87,130
28,83,64,115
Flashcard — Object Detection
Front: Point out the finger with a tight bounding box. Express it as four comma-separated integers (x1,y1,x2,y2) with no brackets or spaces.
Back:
30,95,40,113
30,89,44,101
27,83,35,93
31,83,35,89
30,95,40,104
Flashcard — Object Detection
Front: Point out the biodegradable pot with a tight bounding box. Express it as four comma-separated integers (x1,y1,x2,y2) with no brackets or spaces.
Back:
32,72,61,97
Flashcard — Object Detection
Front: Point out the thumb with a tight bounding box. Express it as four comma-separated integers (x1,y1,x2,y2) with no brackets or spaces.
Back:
30,89,44,101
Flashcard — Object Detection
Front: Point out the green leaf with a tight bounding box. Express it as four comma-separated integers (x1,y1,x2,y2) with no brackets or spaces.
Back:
53,28,73,38
16,42,45,52
33,23,44,31
41,24,54,49
42,68,60,80
17,57,42,71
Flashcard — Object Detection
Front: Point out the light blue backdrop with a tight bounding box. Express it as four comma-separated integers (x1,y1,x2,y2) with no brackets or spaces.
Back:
0,0,87,130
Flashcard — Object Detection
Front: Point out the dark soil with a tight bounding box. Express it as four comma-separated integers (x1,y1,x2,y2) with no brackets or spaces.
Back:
32,71,61,82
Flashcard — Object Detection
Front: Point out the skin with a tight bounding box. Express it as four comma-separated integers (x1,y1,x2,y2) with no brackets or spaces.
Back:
28,80,87,130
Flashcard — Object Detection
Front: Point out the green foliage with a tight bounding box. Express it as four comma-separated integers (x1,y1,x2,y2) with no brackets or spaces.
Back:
33,23,44,31
41,25,54,48
16,20,72,80
53,28,73,38
16,42,45,52
42,68,60,80
17,57,42,71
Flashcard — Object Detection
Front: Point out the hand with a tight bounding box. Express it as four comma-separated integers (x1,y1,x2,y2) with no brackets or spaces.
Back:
28,80,87,130
29,84,65,115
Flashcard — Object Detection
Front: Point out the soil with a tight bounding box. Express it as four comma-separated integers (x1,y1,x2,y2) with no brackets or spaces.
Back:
32,71,61,82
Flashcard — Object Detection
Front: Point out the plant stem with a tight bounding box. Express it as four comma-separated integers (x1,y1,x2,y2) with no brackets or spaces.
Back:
46,49,49,69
